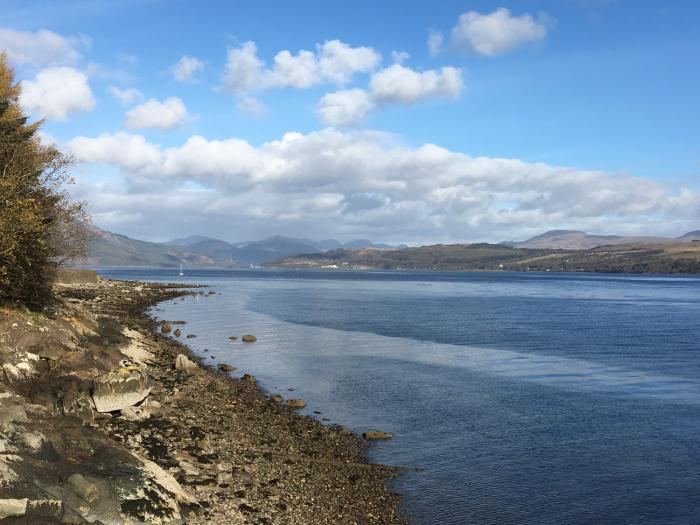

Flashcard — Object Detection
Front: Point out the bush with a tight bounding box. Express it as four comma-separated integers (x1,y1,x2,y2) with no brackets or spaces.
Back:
0,53,88,304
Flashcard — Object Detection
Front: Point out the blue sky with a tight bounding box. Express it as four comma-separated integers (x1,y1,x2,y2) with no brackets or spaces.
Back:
2,0,699,243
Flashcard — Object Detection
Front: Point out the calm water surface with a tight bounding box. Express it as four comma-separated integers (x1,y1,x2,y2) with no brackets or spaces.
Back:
97,268,700,525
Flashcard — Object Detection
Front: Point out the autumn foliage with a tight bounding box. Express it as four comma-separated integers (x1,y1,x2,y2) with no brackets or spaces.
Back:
0,53,88,304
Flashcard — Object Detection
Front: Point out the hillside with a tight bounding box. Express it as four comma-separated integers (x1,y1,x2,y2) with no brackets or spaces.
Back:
266,241,700,274
511,230,671,250
83,227,222,267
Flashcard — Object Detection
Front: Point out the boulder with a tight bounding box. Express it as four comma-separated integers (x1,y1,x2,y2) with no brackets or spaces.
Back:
186,334,197,339
175,354,199,373
241,335,257,343
217,363,236,372
0,498,28,520
286,399,306,409
228,336,238,341
241,374,256,384
270,394,283,403
91,365,152,413
160,321,171,334
173,329,182,337
362,431,393,440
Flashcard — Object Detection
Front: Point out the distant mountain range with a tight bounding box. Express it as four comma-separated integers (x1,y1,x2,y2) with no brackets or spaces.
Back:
81,226,406,267
502,229,698,250
80,225,700,269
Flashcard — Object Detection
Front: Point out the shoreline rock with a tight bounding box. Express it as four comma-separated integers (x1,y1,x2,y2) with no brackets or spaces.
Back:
0,278,404,524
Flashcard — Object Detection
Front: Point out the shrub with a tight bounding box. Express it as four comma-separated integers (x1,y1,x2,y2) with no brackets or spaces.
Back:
0,53,88,304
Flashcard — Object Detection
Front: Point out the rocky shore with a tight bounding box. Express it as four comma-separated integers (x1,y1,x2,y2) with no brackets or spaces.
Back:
0,273,404,524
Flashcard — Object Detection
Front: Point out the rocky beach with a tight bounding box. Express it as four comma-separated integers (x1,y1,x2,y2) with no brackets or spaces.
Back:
0,271,404,524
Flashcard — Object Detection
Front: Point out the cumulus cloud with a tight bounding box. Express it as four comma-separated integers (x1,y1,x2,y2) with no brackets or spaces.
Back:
0,27,88,66
222,39,380,93
19,67,96,120
427,31,444,57
318,65,464,126
450,8,548,56
123,97,190,130
316,89,375,126
171,55,205,82
108,86,143,105
67,128,700,243
370,64,463,105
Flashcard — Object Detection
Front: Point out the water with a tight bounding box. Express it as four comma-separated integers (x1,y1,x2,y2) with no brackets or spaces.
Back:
97,268,700,524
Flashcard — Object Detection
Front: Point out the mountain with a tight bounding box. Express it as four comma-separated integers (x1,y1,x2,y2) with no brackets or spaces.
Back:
166,235,218,247
266,241,700,275
513,230,670,250
83,227,220,267
679,230,700,241
342,239,406,250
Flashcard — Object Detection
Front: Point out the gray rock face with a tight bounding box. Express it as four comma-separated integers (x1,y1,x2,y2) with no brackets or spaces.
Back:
91,365,153,413
175,354,199,373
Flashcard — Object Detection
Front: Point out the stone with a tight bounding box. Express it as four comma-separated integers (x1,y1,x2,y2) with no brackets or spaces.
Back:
68,473,100,503
241,374,256,384
160,321,172,334
218,363,236,372
121,405,151,421
173,329,182,337
91,365,152,413
0,498,28,519
228,336,238,340
362,431,393,440
175,354,199,373
186,334,197,339
286,399,306,409
241,335,257,343
270,394,283,403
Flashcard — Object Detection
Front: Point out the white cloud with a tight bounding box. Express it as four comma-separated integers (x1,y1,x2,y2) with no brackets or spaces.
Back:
427,31,444,57
370,64,463,105
390,51,410,64
0,27,87,66
222,41,263,92
318,64,465,126
19,67,96,120
450,8,548,56
315,40,380,84
236,95,266,117
172,55,205,82
123,97,190,130
222,39,380,93
108,86,143,105
317,89,375,126
68,128,700,243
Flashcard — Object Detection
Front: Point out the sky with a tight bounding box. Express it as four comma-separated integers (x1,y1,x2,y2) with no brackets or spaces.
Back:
2,0,699,244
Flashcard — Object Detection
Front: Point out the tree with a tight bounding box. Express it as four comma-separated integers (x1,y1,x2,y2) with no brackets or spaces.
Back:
0,53,88,304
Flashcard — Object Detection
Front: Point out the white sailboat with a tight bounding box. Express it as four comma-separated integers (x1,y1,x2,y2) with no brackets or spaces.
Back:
179,263,184,276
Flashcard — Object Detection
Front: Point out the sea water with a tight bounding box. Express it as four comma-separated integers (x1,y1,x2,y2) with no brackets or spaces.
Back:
97,268,700,525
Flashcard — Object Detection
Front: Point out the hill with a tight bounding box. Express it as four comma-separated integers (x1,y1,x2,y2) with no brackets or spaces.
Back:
266,241,700,274
83,227,221,267
512,230,670,250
